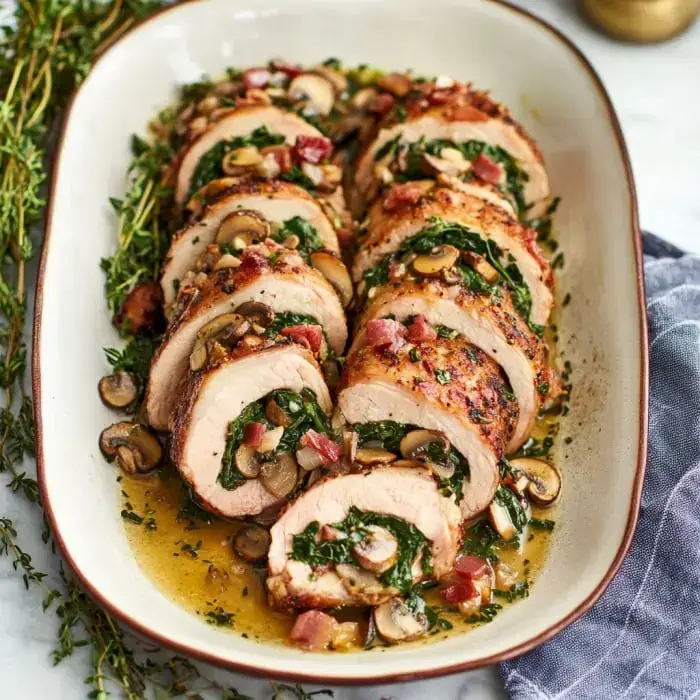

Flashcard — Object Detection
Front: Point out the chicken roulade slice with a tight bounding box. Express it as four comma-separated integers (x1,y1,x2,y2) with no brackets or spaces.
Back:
174,105,328,206
337,323,518,519
354,185,553,328
145,244,347,431
267,466,462,610
162,179,341,306
355,280,559,452
170,338,335,519
354,80,549,215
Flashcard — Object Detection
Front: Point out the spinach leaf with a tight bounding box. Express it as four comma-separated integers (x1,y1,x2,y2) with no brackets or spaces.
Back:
272,216,324,259
188,126,285,196
103,334,161,406
461,521,503,560
218,388,333,490
494,581,530,602
493,485,528,533
279,165,317,191
290,506,431,594
354,420,415,453
528,518,555,531
406,583,453,631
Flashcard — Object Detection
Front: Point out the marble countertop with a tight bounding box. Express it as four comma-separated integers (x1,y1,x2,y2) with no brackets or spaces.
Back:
2,2,699,698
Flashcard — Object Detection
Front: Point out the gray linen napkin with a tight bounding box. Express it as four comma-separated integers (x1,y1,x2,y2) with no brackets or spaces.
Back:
501,236,700,699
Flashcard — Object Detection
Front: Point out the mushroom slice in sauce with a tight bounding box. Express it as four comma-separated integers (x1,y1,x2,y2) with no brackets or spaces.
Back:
309,251,353,308
99,422,162,474
335,564,388,598
98,371,139,410
351,525,398,574
234,443,260,478
399,429,450,460
259,452,298,498
373,597,429,643
234,301,275,329
233,524,271,562
510,458,561,505
215,209,271,248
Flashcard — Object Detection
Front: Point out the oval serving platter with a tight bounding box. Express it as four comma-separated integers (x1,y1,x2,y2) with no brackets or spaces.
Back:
33,0,648,684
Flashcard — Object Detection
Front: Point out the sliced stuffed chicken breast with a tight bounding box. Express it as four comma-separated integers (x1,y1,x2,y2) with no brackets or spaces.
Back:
162,179,341,305
174,105,332,205
355,279,559,452
170,338,335,519
353,186,553,328
145,244,347,431
354,80,549,215
337,323,518,519
267,466,461,610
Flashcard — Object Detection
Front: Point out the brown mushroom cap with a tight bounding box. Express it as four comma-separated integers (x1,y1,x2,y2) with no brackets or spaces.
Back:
99,422,162,474
215,209,271,247
351,525,398,574
373,597,429,643
235,443,260,478
510,458,562,505
288,73,335,115
189,313,250,371
235,301,275,328
355,448,397,465
411,244,460,277
98,371,139,410
259,453,298,498
233,524,271,562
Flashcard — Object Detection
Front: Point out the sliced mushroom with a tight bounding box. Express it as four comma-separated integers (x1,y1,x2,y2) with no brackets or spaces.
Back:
312,65,348,94
235,444,260,478
343,430,358,462
376,73,413,98
98,371,139,410
265,397,293,427
335,564,387,597
296,445,325,472
258,425,284,453
235,300,275,329
411,244,460,277
488,500,517,541
355,448,397,465
399,429,450,460
233,524,271,562
288,73,335,115
222,146,263,175
99,422,162,474
441,266,462,285
309,251,353,308
462,251,500,284
352,525,398,574
374,597,429,643
424,461,456,481
190,313,249,371
510,458,561,505
322,359,341,390
259,453,298,498
215,209,271,247
351,87,378,110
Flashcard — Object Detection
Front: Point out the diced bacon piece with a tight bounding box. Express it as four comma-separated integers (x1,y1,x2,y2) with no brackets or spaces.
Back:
239,248,270,273
382,182,427,212
454,555,491,580
442,576,479,604
243,422,266,447
368,92,395,117
242,67,271,90
280,324,323,354
270,59,302,78
446,105,489,122
293,135,333,164
365,318,407,351
406,314,437,343
428,89,452,105
301,429,342,464
472,153,505,185
260,145,292,173
289,610,336,650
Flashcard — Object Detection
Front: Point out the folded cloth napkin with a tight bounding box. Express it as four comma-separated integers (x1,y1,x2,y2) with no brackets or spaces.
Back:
501,234,700,700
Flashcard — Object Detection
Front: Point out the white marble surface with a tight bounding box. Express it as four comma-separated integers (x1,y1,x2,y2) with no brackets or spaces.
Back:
2,1,699,698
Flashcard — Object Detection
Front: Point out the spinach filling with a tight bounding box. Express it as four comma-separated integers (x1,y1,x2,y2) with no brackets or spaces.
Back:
375,136,529,218
352,421,469,502
218,388,333,490
362,217,544,336
188,126,325,198
290,506,432,594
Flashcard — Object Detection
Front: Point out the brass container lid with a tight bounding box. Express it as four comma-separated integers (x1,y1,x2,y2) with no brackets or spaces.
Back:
583,0,700,42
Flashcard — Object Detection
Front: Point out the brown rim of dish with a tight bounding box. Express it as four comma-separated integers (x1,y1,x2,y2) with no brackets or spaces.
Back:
32,0,649,685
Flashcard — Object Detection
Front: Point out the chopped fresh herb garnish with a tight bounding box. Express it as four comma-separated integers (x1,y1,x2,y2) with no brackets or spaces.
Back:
103,335,161,406
538,381,550,396
529,518,555,531
494,486,528,534
466,602,502,624
461,521,503,560
120,509,143,525
494,581,530,602
515,436,554,458
434,368,451,385
205,606,235,627
409,347,421,363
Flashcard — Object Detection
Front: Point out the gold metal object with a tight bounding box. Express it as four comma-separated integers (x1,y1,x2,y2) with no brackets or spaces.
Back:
583,0,700,42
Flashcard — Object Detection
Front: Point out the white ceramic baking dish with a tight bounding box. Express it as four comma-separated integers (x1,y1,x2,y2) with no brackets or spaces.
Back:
34,0,648,683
